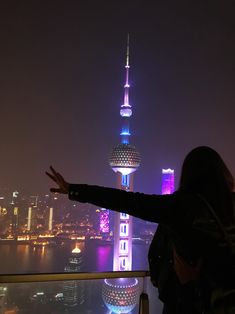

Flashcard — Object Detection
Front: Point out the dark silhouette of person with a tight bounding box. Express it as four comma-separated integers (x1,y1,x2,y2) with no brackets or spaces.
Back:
148,223,181,313
46,146,235,313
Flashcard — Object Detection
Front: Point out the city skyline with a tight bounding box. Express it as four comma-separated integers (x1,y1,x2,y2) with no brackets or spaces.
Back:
0,1,234,197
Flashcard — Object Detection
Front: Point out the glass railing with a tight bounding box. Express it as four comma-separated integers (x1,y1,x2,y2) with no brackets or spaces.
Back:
0,271,163,314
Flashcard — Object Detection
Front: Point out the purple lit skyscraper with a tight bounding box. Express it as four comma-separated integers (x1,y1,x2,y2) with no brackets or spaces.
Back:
161,169,175,195
100,208,110,234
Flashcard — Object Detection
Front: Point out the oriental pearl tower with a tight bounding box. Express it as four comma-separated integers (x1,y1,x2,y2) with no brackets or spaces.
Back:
102,35,141,314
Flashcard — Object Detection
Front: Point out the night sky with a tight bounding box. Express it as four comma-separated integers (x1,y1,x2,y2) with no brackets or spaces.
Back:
0,1,235,195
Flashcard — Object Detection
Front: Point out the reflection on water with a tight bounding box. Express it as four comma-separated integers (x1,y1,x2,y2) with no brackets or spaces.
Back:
97,245,112,271
0,242,158,314
0,243,78,274
0,241,149,274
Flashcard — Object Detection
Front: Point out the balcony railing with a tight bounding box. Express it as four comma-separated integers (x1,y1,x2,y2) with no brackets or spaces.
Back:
0,271,163,314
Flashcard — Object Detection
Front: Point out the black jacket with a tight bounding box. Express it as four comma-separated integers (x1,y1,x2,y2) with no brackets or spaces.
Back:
69,184,235,271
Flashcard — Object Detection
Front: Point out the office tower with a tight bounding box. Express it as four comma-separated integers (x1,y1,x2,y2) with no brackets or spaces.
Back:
10,191,19,239
48,207,53,232
27,207,32,231
11,207,19,239
103,36,140,314
63,244,84,307
161,169,175,195
100,208,110,234
27,196,38,233
29,195,38,207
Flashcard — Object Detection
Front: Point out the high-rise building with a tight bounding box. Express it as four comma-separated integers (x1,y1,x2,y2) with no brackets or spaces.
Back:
48,207,53,232
161,169,175,195
11,207,19,239
99,208,110,234
103,35,140,314
10,191,19,239
27,207,32,231
27,196,38,233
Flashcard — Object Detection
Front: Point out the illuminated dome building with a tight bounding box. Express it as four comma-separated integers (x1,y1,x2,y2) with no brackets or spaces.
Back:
102,35,140,314
102,278,139,313
63,244,85,307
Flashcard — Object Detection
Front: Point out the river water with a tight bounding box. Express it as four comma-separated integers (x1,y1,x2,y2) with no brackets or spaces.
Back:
0,241,164,314
0,240,150,274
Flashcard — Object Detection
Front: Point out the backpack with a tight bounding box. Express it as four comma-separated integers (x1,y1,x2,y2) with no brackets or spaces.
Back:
172,195,235,313
148,195,235,313
148,224,180,306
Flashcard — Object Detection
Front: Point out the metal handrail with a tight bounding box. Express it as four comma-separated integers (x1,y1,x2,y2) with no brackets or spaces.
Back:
0,270,150,283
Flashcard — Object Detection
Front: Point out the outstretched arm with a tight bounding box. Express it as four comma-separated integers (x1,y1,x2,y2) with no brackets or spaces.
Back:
46,166,191,225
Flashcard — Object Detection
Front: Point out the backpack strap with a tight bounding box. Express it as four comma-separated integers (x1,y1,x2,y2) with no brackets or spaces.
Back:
197,194,234,250
173,247,202,284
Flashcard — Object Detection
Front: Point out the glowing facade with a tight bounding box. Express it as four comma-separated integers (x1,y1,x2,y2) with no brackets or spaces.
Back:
161,168,175,195
27,196,38,232
27,207,32,231
109,35,140,271
48,207,53,232
100,208,110,233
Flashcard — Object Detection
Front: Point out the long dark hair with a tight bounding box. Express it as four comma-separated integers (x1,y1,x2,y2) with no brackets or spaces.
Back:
179,146,234,224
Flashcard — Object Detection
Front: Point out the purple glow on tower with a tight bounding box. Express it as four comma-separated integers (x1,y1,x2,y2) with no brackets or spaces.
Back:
120,34,132,136
100,208,110,233
103,35,140,314
97,245,112,271
161,168,175,195
109,35,140,272
121,35,132,112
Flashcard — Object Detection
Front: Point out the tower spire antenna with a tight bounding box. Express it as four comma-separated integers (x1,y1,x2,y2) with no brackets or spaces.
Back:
119,34,132,144
126,33,130,68
124,33,130,94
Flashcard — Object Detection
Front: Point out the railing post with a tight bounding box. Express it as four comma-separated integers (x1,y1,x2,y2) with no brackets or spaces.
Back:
139,275,150,314
139,292,149,314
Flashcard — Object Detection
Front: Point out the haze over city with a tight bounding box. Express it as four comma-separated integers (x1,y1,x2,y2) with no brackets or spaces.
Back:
0,1,234,195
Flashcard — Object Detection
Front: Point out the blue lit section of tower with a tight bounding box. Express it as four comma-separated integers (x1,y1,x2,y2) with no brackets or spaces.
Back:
103,36,140,314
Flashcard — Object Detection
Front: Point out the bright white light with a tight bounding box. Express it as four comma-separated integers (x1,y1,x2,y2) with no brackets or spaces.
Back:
112,167,137,175
162,168,174,174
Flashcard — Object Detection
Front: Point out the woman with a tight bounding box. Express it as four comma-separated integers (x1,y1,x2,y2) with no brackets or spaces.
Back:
46,146,235,313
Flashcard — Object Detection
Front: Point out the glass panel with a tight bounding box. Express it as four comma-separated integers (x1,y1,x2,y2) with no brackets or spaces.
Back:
0,276,163,314
0,192,156,275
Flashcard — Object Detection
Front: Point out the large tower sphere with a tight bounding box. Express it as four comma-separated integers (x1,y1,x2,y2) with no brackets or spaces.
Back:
109,143,141,175
102,278,139,314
